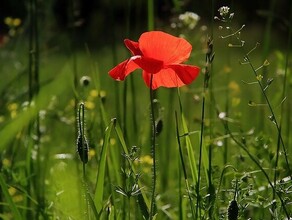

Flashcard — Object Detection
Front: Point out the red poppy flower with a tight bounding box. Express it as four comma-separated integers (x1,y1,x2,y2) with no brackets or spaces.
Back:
109,31,200,89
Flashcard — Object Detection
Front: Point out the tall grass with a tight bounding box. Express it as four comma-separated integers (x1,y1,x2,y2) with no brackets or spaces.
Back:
0,1,291,220
27,0,42,218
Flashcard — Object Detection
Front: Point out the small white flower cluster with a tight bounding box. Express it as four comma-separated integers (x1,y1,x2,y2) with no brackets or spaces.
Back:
218,6,230,17
171,11,200,30
215,6,234,22
179,11,200,30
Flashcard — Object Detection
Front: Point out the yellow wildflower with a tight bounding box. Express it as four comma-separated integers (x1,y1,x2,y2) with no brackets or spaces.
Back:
140,155,153,165
228,81,240,95
85,101,95,110
90,89,99,98
13,18,21,27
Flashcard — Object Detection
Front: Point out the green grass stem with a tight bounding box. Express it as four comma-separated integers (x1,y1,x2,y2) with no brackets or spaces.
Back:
177,89,198,184
94,118,116,212
175,111,195,218
27,0,41,216
258,0,276,131
0,174,22,220
147,0,154,31
195,80,205,219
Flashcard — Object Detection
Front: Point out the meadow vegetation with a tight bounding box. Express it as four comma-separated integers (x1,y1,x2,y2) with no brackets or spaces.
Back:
0,1,291,219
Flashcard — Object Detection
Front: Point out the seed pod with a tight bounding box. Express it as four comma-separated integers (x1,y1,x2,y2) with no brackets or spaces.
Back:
77,103,89,163
155,118,163,136
77,134,89,163
228,200,239,220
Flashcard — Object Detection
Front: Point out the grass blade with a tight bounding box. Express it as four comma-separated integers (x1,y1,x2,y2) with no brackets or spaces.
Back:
193,131,209,187
0,174,22,220
175,111,195,218
147,0,154,30
94,118,116,212
0,63,71,152
180,112,198,185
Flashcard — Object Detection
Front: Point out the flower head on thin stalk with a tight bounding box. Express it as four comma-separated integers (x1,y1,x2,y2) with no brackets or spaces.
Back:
108,31,200,89
215,6,234,22
215,6,245,47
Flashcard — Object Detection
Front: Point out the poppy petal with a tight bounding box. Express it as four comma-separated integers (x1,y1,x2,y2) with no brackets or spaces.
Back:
142,64,200,89
124,39,141,55
139,31,192,65
168,64,200,84
142,69,185,89
108,57,140,81
133,56,163,74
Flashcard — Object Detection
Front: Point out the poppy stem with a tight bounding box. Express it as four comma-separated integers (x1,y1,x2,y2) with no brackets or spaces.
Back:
149,73,156,219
